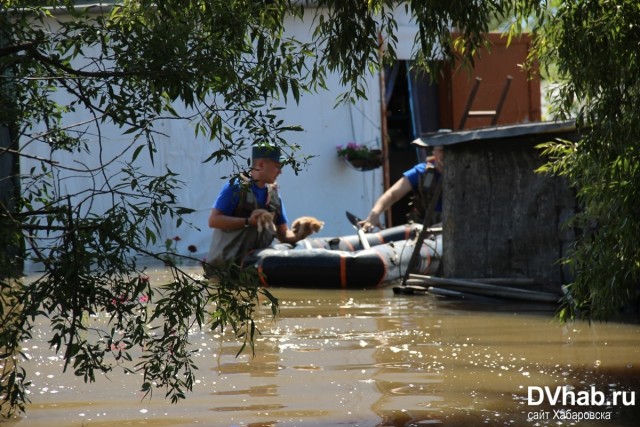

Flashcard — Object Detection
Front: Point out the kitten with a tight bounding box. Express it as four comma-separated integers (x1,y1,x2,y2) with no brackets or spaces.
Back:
254,209,276,233
291,216,324,239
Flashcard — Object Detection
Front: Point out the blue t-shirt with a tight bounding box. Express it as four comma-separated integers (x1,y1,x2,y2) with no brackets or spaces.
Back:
403,162,427,190
403,162,442,212
213,180,288,226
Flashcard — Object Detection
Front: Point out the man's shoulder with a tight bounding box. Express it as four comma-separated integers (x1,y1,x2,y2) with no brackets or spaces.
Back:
217,176,253,201
225,175,256,190
408,162,427,174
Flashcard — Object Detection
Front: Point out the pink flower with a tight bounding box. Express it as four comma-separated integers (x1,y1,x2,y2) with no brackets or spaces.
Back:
110,342,126,351
172,236,182,241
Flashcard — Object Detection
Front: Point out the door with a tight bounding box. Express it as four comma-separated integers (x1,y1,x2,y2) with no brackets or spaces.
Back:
383,61,440,226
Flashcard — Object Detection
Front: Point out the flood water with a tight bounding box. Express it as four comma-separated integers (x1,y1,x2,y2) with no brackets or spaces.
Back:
5,266,640,427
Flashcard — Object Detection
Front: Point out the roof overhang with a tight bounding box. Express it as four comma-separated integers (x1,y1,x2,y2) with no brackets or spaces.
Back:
413,120,577,147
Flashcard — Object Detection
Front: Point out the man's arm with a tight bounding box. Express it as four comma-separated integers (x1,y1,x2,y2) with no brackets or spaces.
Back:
209,207,267,231
208,208,249,230
275,223,302,244
360,177,412,230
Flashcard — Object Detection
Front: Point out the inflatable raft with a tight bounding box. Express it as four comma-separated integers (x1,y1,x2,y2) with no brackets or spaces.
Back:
243,224,442,289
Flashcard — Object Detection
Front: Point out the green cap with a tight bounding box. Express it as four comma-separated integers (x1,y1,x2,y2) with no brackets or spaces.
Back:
252,145,282,162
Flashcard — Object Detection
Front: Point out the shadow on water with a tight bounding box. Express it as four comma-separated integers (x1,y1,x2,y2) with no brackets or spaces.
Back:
5,267,640,426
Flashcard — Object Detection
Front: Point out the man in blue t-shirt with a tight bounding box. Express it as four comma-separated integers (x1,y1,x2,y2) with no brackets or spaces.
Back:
204,145,313,271
359,142,443,231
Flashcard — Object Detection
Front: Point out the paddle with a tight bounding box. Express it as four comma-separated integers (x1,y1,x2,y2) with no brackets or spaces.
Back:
345,211,371,250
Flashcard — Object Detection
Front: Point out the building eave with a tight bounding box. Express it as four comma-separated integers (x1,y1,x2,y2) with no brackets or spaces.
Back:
413,120,578,147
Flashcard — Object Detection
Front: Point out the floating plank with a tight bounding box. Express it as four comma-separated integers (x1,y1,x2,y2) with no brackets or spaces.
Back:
464,277,538,287
426,286,501,302
408,274,560,303
426,286,467,298
392,284,429,295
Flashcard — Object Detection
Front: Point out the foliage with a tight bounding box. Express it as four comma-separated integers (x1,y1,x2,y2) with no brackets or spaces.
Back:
162,235,182,266
336,142,377,161
336,142,382,171
532,0,640,321
0,0,307,417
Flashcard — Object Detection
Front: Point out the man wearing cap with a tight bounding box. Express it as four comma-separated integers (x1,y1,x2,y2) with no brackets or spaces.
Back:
204,145,311,274
359,142,443,232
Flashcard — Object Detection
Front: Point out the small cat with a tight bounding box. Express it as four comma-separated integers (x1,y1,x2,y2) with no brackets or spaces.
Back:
254,209,276,233
291,216,324,239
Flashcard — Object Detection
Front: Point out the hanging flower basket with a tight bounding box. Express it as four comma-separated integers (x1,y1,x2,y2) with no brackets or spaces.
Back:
336,143,383,171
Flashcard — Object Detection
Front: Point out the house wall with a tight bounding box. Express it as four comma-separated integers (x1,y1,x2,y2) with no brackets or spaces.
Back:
442,135,577,288
20,9,395,269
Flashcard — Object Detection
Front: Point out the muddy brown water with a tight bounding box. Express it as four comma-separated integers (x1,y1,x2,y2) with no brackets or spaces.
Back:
5,266,640,426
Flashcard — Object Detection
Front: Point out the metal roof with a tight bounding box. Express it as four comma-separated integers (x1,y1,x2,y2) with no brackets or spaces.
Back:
412,120,577,147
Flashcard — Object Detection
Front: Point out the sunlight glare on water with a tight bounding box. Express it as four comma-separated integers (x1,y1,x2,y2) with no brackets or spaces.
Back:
4,266,640,426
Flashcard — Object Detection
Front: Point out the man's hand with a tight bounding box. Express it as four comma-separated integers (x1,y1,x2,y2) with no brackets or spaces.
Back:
358,212,381,232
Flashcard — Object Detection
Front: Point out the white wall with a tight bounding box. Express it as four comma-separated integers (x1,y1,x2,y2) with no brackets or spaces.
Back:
147,79,384,261
20,9,401,267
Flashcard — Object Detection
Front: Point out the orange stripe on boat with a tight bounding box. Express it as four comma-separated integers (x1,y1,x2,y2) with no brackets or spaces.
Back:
343,238,355,251
339,254,347,288
373,250,388,288
257,265,269,287
405,226,412,240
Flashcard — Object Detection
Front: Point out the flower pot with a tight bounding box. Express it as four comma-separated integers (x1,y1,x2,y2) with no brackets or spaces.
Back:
345,149,383,171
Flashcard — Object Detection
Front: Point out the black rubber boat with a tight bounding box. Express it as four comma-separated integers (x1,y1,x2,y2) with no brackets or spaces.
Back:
243,224,442,289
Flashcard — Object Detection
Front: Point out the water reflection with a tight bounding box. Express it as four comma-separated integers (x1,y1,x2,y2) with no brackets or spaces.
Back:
6,266,640,426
